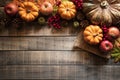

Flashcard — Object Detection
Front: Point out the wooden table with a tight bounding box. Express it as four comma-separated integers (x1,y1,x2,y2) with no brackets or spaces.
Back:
0,0,120,80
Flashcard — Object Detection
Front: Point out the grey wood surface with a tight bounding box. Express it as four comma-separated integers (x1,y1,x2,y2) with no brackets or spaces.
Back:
0,65,120,80
0,0,120,80
0,36,76,50
0,51,109,65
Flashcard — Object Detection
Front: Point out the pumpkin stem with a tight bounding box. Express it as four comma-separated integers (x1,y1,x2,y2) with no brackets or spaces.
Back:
26,9,31,13
66,8,70,11
100,1,109,8
93,34,98,37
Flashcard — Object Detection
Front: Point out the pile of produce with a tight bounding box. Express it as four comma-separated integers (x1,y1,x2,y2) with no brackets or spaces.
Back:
2,0,120,63
82,0,120,63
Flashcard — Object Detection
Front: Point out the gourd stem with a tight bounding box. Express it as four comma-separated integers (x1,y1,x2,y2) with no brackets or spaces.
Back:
66,8,70,11
26,9,31,13
93,34,98,37
100,1,109,8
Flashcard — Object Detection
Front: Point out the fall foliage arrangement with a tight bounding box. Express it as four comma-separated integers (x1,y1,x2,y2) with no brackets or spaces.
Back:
3,0,120,63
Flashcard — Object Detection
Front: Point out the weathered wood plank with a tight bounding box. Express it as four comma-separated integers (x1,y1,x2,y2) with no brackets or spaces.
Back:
0,65,120,79
0,51,108,65
0,36,76,50
0,24,79,36
8,26,79,36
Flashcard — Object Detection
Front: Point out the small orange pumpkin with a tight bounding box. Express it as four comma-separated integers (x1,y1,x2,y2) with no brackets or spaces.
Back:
83,25,103,45
19,1,39,22
58,1,76,20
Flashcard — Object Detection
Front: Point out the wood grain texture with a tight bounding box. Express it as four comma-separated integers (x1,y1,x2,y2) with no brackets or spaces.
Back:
0,0,120,80
0,65,120,80
0,24,80,36
0,37,76,50
0,51,108,66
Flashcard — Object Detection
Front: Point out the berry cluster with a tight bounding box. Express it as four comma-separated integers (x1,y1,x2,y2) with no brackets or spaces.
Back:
47,14,61,29
56,0,61,6
101,25,109,41
72,0,83,10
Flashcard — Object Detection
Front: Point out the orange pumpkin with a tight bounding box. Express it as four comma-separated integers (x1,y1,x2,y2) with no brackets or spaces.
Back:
18,1,39,22
83,25,103,45
58,1,76,20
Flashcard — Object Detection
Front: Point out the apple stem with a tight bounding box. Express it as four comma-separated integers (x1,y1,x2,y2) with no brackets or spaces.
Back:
45,5,48,8
106,44,109,48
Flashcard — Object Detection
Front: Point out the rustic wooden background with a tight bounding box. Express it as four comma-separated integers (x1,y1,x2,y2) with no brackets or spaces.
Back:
0,0,120,80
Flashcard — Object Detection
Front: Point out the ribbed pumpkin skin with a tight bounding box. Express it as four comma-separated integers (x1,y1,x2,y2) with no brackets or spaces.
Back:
19,1,39,22
58,1,76,20
83,0,120,26
83,25,103,45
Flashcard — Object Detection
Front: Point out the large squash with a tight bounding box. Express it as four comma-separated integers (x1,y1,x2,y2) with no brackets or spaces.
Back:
83,25,103,45
19,1,39,22
58,1,76,20
83,0,120,26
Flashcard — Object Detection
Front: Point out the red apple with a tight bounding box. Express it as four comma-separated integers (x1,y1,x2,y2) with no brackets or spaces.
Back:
4,2,18,16
99,40,113,52
40,1,53,15
107,27,120,40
